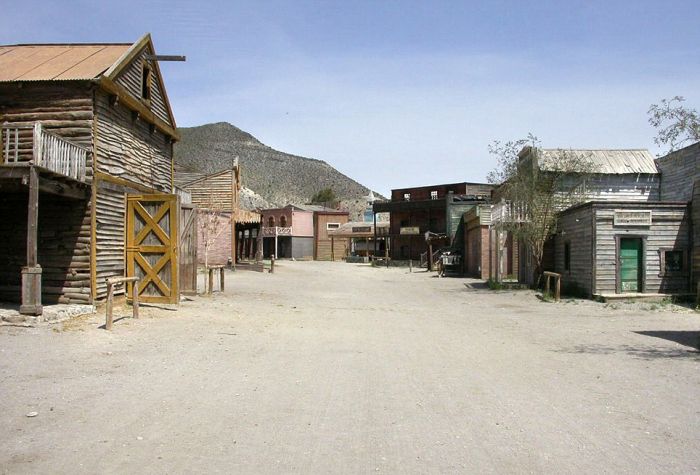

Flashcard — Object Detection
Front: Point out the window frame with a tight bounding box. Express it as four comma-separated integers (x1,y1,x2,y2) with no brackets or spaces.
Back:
326,222,341,230
658,248,687,276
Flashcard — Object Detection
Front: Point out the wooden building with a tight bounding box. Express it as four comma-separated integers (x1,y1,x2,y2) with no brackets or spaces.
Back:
655,141,700,288
328,221,390,259
372,182,493,261
260,204,349,260
0,34,182,316
489,148,661,285
463,205,492,279
552,201,690,297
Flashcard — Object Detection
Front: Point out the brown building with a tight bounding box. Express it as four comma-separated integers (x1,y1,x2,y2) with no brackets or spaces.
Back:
0,34,183,317
373,182,493,261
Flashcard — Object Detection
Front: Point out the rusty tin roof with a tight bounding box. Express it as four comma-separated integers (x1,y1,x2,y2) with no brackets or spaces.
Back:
0,44,131,81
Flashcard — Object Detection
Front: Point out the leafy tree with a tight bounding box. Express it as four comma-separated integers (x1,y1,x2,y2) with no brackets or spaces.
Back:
488,135,597,286
648,96,700,153
310,187,337,206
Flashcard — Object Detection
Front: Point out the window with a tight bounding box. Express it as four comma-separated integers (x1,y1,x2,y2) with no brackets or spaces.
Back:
658,248,686,276
141,65,152,101
327,222,340,230
403,193,411,201
267,216,275,227
661,249,685,273
280,216,287,227
430,190,438,200
564,242,571,272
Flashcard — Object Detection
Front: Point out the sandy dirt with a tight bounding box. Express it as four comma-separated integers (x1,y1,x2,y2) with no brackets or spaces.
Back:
1,261,699,474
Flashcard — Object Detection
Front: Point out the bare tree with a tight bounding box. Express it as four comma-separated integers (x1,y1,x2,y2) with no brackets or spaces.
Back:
648,96,700,153
488,136,597,286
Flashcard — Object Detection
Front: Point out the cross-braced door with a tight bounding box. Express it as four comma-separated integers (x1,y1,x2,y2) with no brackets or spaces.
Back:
126,194,179,303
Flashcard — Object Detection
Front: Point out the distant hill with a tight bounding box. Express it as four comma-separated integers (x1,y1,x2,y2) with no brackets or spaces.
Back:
173,122,382,219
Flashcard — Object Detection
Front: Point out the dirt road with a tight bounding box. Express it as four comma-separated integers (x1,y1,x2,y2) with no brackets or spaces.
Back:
1,261,699,473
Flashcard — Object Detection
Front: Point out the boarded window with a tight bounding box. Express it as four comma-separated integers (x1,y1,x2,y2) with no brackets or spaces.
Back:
664,250,684,272
280,216,287,227
327,222,340,230
268,216,275,227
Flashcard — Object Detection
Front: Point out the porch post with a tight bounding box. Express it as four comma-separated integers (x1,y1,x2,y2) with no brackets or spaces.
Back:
20,166,42,316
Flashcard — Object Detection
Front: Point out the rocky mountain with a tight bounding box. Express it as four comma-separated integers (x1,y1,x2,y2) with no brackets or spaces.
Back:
173,122,381,219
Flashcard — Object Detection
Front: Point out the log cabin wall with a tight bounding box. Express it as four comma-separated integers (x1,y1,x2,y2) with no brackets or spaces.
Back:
0,192,90,304
0,82,94,180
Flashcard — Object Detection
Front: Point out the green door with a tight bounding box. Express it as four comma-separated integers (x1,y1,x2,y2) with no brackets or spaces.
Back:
619,238,642,292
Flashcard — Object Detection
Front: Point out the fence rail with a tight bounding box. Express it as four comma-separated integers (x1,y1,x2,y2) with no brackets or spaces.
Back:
2,122,88,182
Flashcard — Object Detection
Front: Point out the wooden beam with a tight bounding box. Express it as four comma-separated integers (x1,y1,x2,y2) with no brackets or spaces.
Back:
95,171,159,194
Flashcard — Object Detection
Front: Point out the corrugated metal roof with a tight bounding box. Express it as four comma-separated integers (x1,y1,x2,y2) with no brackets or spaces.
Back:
0,44,130,81
538,149,658,174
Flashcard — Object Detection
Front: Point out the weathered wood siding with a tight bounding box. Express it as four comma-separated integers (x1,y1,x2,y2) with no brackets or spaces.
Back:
94,90,172,192
183,170,234,211
0,193,27,301
655,142,700,202
584,174,659,202
94,182,127,299
114,46,173,127
197,210,231,266
0,83,94,180
315,213,349,261
593,204,690,294
554,205,593,295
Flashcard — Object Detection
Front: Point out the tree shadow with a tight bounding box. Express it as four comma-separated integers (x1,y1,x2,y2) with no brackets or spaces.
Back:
554,343,699,360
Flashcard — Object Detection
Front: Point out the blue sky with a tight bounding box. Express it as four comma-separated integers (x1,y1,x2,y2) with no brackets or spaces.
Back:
2,1,699,196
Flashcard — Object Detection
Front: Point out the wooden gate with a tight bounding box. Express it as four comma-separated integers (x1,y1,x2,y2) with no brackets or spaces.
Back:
126,194,179,303
179,203,198,295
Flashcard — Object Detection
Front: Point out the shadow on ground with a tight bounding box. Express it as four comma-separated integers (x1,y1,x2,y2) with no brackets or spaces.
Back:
634,330,700,351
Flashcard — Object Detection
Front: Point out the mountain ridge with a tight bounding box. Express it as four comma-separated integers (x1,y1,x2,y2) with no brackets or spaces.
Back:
173,122,382,219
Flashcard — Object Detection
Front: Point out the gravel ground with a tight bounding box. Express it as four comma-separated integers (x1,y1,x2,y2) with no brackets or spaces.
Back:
1,261,699,474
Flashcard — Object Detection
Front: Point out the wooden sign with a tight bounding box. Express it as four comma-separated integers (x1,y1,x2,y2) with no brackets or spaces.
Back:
614,210,652,226
400,226,420,235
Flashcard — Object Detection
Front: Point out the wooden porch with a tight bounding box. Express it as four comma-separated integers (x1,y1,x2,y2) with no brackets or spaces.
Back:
0,122,91,317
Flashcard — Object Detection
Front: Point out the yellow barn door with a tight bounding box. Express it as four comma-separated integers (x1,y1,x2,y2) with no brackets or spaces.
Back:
126,194,179,304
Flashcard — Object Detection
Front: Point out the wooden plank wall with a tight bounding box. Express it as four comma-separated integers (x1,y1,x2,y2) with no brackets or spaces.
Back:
554,205,594,295
0,83,94,178
94,182,128,299
315,213,349,260
113,47,173,127
593,204,690,294
655,143,700,202
94,91,171,192
184,171,234,211
585,174,660,202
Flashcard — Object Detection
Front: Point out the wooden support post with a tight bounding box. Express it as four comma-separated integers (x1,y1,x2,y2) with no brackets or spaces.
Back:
105,281,114,331
20,166,42,316
208,267,214,295
543,271,561,302
331,236,335,261
220,267,225,291
555,275,561,302
544,274,550,296
132,281,139,319
428,243,434,272
270,254,275,273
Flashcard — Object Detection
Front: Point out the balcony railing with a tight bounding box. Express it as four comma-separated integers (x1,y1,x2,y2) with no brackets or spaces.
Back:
2,122,88,182
261,226,292,237
491,201,528,224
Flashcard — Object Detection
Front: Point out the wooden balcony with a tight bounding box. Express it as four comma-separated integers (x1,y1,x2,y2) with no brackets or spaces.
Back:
261,226,292,237
2,122,88,183
491,201,528,225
